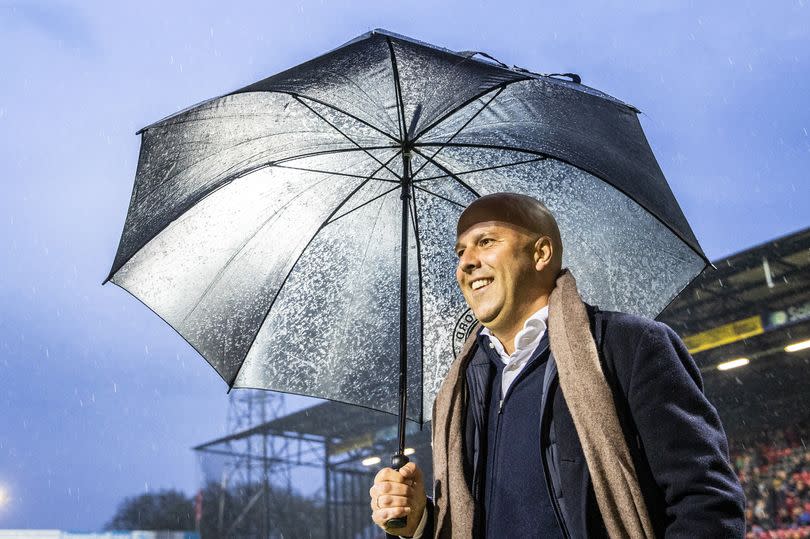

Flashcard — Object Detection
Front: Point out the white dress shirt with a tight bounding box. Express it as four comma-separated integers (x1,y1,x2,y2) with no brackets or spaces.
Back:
481,305,549,398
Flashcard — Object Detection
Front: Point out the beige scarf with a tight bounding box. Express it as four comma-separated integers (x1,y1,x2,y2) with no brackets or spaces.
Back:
431,269,655,538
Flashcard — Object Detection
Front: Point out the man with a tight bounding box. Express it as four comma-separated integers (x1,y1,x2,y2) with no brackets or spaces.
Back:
370,193,745,538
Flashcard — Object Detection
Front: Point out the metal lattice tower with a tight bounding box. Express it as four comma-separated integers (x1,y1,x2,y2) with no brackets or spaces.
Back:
195,394,433,539
200,390,295,539
225,390,292,494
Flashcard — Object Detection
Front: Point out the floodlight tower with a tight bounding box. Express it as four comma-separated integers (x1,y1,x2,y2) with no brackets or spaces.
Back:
221,390,290,538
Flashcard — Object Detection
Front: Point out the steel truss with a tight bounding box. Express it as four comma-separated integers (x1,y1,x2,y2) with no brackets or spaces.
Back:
195,391,431,539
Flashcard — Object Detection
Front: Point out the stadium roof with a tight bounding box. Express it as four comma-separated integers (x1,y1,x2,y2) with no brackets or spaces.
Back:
659,226,810,438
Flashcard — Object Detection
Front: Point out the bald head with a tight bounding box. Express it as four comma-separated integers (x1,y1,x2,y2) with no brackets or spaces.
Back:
457,193,563,268
454,193,563,344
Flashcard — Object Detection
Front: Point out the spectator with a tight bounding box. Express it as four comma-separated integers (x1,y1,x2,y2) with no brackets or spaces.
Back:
732,421,810,537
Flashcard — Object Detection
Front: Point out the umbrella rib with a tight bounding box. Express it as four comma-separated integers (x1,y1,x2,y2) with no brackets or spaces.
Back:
230,150,404,386
140,89,400,143
418,142,709,265
412,185,467,208
233,146,401,186
293,95,402,180
278,91,400,143
325,184,402,226
416,142,556,156
409,182,426,426
386,37,407,143
411,77,530,143
180,152,402,326
121,142,397,230
271,145,400,166
410,87,504,180
179,172,341,326
273,163,400,183
106,146,400,283
121,132,299,215
412,156,548,183
411,147,480,199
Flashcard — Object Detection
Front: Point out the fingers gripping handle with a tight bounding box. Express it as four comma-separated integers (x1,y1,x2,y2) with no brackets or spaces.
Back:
390,452,409,470
384,452,410,529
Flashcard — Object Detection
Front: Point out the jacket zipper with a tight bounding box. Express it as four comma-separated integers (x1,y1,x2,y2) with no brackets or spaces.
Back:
540,376,571,539
486,394,505,539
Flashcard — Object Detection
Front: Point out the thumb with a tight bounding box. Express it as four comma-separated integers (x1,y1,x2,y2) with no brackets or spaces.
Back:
398,462,423,483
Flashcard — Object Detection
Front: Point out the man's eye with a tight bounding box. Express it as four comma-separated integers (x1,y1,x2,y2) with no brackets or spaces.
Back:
456,249,464,258
479,238,492,246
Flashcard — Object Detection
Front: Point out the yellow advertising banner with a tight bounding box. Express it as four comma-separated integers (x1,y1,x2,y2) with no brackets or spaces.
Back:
331,433,374,456
683,315,764,354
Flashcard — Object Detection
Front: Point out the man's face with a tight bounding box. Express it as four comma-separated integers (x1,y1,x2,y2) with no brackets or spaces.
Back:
454,220,540,332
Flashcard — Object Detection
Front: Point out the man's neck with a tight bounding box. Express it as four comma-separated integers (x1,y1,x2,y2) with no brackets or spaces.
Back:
489,302,549,355
491,328,520,356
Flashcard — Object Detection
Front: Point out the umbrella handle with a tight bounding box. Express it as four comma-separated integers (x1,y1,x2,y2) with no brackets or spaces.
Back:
384,452,410,530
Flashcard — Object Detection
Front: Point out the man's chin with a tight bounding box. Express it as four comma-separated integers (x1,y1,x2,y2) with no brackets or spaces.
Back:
470,308,497,327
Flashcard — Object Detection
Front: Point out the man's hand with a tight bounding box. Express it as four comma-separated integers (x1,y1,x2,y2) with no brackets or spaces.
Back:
370,462,427,537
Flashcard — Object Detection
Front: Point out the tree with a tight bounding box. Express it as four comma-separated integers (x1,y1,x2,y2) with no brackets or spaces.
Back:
198,480,326,539
105,488,195,530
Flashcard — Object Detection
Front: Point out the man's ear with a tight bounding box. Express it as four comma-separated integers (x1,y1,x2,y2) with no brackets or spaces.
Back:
533,236,554,271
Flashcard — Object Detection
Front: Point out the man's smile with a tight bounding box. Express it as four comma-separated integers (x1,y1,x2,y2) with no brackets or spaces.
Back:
471,278,493,291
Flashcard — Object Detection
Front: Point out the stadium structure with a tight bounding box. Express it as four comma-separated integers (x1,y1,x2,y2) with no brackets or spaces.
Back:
194,226,810,539
658,226,810,438
193,392,428,538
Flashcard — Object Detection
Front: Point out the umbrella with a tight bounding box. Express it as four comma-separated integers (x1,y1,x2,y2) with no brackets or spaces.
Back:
105,29,708,489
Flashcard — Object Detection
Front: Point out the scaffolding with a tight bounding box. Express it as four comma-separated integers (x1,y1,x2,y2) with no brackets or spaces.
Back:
194,392,431,539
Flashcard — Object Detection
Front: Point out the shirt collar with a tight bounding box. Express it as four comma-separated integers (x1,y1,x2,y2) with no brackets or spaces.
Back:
481,305,549,360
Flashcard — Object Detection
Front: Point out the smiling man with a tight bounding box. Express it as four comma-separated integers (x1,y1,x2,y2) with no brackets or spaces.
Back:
453,194,561,355
370,193,745,538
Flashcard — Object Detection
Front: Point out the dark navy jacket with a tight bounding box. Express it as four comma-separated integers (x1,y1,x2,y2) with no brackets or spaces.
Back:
413,307,745,538
478,332,561,537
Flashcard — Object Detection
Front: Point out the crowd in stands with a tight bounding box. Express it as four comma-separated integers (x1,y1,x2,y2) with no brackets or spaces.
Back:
732,423,810,538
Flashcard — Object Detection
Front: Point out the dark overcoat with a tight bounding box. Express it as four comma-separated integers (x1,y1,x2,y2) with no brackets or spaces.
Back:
407,306,745,538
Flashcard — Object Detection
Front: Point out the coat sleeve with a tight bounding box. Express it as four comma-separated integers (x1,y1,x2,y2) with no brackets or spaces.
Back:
612,318,745,538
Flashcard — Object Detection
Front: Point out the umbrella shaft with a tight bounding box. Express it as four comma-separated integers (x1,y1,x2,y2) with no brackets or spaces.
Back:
396,150,412,460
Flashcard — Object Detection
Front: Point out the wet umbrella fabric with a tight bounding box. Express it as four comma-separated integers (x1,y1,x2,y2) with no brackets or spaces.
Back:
106,30,707,433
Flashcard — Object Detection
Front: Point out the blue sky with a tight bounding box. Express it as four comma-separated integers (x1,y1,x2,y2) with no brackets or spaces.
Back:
1,0,809,529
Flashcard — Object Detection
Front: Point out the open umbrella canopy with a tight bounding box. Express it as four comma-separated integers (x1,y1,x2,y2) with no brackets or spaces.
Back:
106,29,707,424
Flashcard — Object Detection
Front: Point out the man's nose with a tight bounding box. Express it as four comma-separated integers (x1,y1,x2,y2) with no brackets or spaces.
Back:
459,249,479,273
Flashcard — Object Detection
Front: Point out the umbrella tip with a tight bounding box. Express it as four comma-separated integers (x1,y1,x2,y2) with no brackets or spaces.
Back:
543,72,582,84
